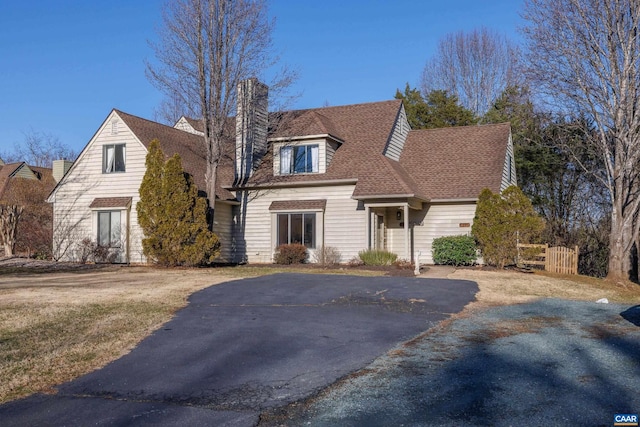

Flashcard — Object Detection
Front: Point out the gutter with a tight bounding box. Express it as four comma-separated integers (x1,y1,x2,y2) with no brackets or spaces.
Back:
429,198,479,203
225,178,358,191
268,134,344,144
351,194,429,202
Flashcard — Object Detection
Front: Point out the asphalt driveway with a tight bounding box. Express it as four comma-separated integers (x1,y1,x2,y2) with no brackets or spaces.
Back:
0,273,477,426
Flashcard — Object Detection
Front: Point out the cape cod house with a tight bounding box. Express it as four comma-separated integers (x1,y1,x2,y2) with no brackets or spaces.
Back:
47,79,516,264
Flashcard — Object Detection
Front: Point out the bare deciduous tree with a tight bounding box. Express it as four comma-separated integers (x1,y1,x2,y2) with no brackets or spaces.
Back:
523,0,640,281
147,0,295,215
4,130,76,167
421,27,520,117
0,205,23,257
153,88,199,126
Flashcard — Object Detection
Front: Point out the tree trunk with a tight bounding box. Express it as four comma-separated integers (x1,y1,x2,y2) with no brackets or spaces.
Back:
0,205,23,257
205,157,218,229
607,208,633,281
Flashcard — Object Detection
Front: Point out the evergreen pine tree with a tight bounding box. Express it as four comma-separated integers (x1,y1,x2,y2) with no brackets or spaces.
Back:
137,140,220,266
472,186,544,268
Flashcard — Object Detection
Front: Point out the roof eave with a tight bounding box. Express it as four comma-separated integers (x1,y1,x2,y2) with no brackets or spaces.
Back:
268,133,344,145
225,178,358,191
352,193,429,202
429,198,479,203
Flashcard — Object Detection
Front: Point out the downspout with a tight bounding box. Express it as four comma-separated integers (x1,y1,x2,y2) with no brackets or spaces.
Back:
365,205,371,249
404,204,409,259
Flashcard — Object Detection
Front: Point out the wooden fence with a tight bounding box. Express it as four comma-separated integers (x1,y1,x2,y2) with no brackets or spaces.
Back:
517,244,579,275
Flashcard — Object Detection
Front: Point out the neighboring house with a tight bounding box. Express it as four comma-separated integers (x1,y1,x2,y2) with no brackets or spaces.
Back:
0,158,67,256
48,79,516,264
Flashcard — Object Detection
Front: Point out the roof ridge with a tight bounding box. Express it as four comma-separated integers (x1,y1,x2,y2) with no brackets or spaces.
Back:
409,122,511,134
114,109,196,135
271,99,402,116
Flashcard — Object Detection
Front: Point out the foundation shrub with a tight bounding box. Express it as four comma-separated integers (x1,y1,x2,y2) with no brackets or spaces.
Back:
312,245,341,266
358,249,398,266
274,243,308,264
432,235,477,266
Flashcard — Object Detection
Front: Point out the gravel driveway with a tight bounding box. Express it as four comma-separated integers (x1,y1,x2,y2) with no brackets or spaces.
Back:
265,299,640,426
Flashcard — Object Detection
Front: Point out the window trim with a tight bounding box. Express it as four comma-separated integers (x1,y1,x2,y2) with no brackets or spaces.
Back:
280,144,319,175
97,210,122,248
103,144,126,174
276,212,316,248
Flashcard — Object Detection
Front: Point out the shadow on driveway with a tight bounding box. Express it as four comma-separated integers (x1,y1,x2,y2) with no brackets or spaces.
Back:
270,298,640,426
0,273,477,426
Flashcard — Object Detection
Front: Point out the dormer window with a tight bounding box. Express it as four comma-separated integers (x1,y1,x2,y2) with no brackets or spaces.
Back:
280,144,319,174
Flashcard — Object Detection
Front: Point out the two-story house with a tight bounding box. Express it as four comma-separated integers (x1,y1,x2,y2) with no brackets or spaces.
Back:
48,79,516,264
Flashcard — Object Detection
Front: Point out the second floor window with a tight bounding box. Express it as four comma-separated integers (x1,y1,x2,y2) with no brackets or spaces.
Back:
103,144,126,173
280,145,318,174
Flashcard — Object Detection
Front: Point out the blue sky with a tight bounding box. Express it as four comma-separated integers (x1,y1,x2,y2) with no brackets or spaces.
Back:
0,0,523,156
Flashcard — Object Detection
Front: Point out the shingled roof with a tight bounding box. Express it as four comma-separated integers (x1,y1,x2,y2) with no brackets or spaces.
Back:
244,100,424,199
400,122,511,199
0,162,55,203
109,101,509,203
0,163,23,200
114,110,237,201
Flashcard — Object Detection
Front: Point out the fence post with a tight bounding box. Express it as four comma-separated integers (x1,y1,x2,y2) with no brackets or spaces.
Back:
544,244,549,272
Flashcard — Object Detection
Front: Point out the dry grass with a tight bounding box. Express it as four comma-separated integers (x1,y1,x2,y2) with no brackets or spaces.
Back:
0,264,384,403
450,268,640,307
0,267,231,403
1,263,639,405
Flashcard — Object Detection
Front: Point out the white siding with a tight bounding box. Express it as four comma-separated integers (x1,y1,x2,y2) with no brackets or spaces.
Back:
383,104,410,161
213,201,235,262
50,111,148,263
173,117,203,135
326,140,340,167
501,133,517,191
411,202,477,265
235,184,364,263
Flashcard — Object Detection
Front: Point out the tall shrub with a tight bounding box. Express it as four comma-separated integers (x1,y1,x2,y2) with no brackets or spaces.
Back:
137,140,220,266
472,186,544,268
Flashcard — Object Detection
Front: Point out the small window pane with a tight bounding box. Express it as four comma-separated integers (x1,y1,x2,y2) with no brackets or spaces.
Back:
98,212,110,246
290,214,303,244
304,213,315,248
278,214,289,246
110,211,121,247
115,145,126,172
280,147,292,174
293,146,306,173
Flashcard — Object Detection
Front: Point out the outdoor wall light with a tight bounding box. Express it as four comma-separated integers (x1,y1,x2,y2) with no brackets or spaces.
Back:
396,210,402,220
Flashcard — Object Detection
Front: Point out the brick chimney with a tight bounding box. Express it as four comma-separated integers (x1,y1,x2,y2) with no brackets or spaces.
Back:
235,78,268,185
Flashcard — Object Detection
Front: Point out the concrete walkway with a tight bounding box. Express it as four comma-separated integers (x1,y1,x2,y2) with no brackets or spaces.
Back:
419,265,457,279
